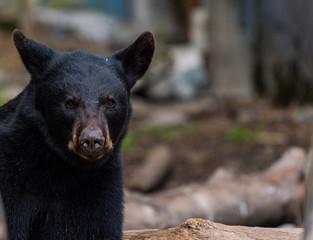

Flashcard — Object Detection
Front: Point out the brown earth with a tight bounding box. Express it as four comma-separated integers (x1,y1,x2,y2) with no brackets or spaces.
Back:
125,98,313,191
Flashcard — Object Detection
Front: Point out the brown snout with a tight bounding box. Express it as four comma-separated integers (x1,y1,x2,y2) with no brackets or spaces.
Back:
79,129,105,155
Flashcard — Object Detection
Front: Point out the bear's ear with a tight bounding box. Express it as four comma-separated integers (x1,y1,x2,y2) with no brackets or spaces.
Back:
112,31,155,89
13,29,56,76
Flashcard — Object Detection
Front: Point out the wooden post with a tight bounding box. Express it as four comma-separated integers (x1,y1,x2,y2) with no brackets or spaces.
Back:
209,0,253,100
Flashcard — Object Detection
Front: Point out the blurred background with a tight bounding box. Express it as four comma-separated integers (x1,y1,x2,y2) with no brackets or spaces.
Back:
1,0,313,229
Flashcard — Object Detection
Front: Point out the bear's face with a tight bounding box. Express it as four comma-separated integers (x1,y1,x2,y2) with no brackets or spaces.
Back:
37,52,129,163
13,30,154,167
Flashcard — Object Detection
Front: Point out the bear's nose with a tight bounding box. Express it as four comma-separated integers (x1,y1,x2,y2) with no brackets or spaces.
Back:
79,129,105,154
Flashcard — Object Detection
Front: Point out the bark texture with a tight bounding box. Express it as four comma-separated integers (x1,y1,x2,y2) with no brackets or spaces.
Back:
123,218,303,240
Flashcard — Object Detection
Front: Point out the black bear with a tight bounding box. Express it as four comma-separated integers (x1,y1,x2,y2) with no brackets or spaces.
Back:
0,30,154,240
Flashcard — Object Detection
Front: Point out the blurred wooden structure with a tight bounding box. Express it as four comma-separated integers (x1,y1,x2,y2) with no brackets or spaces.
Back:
209,0,253,100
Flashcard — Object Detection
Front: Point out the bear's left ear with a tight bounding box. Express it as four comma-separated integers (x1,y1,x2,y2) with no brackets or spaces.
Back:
112,31,155,89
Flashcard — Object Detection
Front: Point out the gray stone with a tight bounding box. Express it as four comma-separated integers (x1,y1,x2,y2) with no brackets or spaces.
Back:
293,106,313,123
147,45,209,101
237,108,259,123
171,66,209,101
169,45,209,101
278,223,297,228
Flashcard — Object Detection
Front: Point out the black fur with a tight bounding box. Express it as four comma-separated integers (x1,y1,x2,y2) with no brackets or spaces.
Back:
0,30,154,240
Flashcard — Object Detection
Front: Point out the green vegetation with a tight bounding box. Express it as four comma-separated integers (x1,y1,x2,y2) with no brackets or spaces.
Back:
186,123,200,135
122,124,182,154
142,124,180,142
122,133,136,154
225,126,256,143
0,89,5,106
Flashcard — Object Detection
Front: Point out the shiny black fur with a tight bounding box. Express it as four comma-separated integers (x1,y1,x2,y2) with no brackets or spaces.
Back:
0,30,154,240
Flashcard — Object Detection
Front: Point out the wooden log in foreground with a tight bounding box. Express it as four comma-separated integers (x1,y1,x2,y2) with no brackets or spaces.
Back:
123,218,303,240
124,147,306,230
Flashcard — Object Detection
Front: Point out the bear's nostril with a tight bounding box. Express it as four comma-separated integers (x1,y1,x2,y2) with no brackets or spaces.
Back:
94,140,102,149
81,140,90,149
79,129,105,154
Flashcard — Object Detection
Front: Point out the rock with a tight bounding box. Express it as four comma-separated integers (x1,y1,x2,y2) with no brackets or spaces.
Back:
237,108,259,123
126,145,172,192
145,78,172,100
146,44,209,101
279,223,297,228
292,106,313,123
171,66,209,101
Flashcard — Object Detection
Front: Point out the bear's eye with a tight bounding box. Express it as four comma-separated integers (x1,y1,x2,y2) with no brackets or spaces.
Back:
65,99,75,109
104,98,116,108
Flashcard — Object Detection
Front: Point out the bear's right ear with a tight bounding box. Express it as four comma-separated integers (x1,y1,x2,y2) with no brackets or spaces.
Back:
13,29,56,76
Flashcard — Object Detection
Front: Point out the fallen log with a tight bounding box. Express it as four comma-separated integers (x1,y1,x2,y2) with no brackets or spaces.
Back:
126,145,172,192
124,147,306,230
123,218,303,240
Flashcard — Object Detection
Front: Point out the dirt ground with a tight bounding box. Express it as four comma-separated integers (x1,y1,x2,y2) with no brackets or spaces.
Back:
125,98,313,191
0,29,312,193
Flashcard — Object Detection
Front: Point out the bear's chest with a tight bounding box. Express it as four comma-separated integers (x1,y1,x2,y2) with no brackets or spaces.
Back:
1,168,123,240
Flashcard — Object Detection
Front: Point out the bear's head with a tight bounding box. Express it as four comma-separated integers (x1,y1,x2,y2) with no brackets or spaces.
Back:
13,30,155,168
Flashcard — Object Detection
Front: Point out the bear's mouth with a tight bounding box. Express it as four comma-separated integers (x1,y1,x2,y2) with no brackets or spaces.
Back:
77,152,105,162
